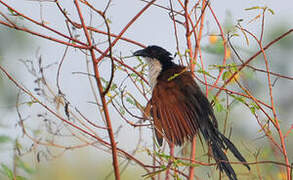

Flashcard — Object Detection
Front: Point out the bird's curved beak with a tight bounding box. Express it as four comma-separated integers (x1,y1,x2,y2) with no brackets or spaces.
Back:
133,49,147,57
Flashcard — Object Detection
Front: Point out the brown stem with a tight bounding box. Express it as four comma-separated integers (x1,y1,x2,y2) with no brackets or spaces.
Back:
188,136,197,180
166,143,175,180
73,0,120,179
236,27,291,179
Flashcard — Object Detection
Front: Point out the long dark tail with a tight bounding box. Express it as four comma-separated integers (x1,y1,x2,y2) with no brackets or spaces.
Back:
201,123,250,180
184,83,250,179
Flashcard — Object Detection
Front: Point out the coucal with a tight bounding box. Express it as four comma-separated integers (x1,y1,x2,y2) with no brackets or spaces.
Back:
133,45,250,180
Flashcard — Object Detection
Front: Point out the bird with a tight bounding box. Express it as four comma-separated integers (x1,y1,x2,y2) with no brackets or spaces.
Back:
133,45,250,180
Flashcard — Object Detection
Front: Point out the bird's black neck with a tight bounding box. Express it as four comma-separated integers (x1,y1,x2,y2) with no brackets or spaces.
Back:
161,61,177,72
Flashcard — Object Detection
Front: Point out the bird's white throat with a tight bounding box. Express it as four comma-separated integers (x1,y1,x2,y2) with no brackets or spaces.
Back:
144,57,162,88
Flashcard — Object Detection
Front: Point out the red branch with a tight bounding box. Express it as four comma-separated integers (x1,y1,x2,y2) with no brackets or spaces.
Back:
73,0,121,179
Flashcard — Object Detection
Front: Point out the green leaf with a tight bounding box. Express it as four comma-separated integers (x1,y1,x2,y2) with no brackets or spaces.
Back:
1,164,13,180
110,83,117,91
130,73,138,77
245,6,274,15
142,167,167,179
249,102,260,114
249,106,256,114
230,94,246,104
211,96,225,113
0,135,11,144
222,71,231,81
168,69,187,81
106,18,112,24
26,100,38,107
155,152,171,161
126,97,134,105
120,108,125,115
244,6,260,11
196,68,214,78
268,8,275,15
7,7,18,16
215,102,224,112
230,63,238,72
16,176,27,180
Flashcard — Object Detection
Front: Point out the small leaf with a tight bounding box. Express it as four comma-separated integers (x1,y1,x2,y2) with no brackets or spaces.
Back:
230,94,246,104
106,18,112,24
196,68,214,78
7,7,18,16
126,97,134,105
16,176,27,180
155,152,170,161
173,159,187,167
251,102,260,110
110,83,117,91
249,106,256,114
249,102,259,114
1,164,13,180
176,51,183,58
120,108,125,115
239,27,250,46
215,102,224,112
168,69,187,81
142,168,167,179
26,100,38,107
130,73,138,77
222,71,231,81
0,136,11,144
222,70,240,84
245,6,260,11
268,8,275,15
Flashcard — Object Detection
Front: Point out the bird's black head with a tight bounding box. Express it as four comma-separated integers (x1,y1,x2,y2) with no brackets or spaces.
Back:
133,45,174,65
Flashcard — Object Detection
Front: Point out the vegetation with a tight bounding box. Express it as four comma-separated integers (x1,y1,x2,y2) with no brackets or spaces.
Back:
0,0,292,179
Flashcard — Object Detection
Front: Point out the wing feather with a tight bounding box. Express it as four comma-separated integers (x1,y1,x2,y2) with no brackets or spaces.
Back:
152,104,163,146
156,104,171,142
173,104,191,143
151,70,201,145
166,105,185,144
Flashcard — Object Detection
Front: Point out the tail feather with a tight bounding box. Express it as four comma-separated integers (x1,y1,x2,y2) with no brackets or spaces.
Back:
218,132,250,170
201,124,250,180
211,142,237,180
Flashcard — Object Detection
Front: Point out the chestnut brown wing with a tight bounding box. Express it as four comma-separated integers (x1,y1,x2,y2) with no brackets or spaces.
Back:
150,70,204,146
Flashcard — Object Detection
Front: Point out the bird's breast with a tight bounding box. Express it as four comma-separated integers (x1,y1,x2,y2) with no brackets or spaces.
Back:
147,58,162,89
